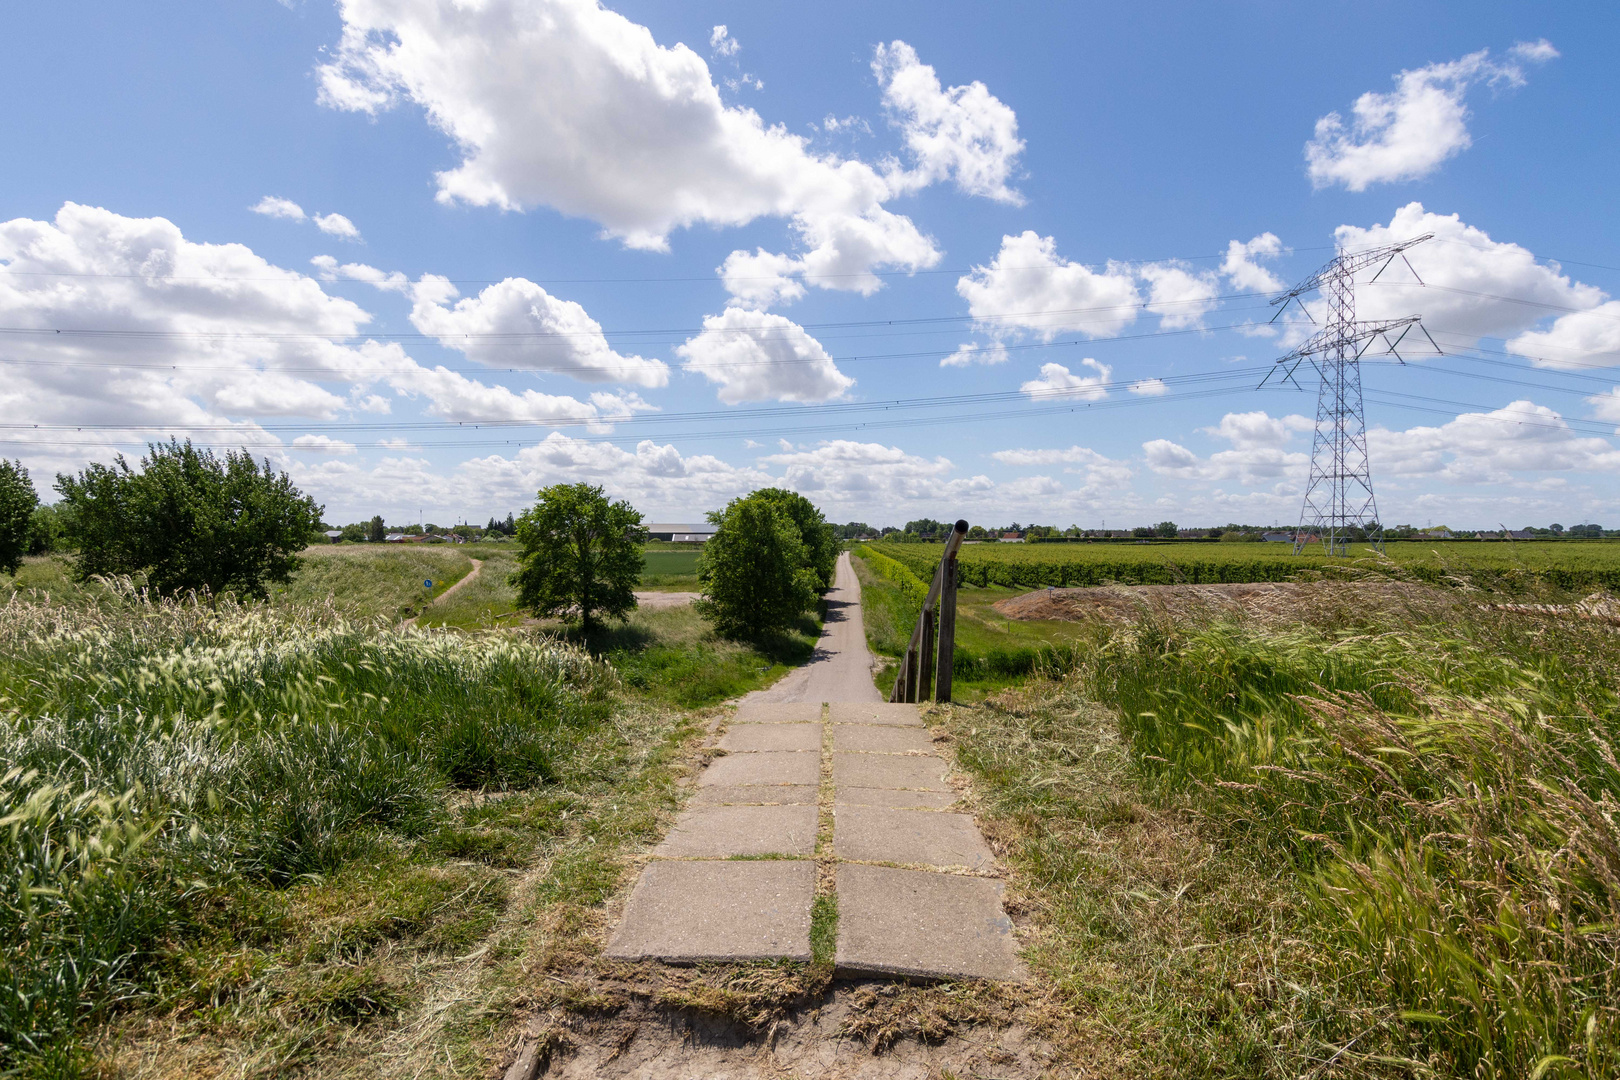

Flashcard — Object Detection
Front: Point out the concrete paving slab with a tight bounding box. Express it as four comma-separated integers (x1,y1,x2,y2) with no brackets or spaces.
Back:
691,783,817,806
832,752,950,791
828,702,924,726
833,806,996,870
654,804,818,858
832,724,935,754
699,751,820,787
605,860,814,962
835,864,1026,980
718,722,822,753
733,701,824,724
834,786,959,809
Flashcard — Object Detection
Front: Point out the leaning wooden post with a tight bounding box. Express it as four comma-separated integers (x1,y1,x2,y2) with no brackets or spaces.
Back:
935,518,967,702
918,598,936,702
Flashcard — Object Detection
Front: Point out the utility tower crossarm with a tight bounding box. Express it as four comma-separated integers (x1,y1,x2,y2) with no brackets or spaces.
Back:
1268,233,1434,316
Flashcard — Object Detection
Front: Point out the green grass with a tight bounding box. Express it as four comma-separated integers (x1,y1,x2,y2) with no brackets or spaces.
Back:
852,552,1086,699
869,537,1620,593
0,586,705,1077
269,544,477,621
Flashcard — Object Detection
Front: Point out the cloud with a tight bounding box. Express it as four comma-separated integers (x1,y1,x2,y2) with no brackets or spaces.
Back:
1143,409,1314,487
709,24,738,57
253,198,360,239
407,275,669,386
940,341,1009,368
958,232,1140,340
872,40,1024,204
312,212,361,240
676,308,854,403
821,115,870,136
987,444,1132,490
315,5,1025,311
1019,358,1111,400
1337,203,1606,348
251,196,307,221
1508,301,1620,370
1137,260,1219,329
1588,388,1620,431
311,255,409,292
1305,42,1558,191
292,434,357,454
1129,378,1167,396
1221,233,1286,293
1200,410,1314,449
0,203,645,471
1370,399,1620,483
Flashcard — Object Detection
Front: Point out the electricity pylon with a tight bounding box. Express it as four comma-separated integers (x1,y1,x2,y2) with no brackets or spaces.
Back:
1260,234,1440,555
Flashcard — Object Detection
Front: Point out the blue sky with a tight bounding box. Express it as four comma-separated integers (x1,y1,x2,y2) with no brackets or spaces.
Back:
3,1,1618,529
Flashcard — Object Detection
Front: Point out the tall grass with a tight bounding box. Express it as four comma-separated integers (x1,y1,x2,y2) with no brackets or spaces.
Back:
0,583,613,1074
1088,611,1620,1077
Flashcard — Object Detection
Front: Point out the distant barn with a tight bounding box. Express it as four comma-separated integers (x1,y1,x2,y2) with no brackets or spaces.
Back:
646,522,717,543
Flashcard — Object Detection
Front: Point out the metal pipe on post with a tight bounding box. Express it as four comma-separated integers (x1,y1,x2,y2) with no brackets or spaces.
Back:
935,518,967,702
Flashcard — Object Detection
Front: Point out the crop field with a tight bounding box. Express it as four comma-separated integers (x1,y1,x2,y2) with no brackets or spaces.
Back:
868,538,1620,592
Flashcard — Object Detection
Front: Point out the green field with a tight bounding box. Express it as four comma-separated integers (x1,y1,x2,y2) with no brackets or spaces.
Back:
867,538,1620,593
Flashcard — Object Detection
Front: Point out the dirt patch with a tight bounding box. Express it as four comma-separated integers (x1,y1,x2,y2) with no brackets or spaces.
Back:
993,579,1452,627
501,965,1057,1080
632,591,700,610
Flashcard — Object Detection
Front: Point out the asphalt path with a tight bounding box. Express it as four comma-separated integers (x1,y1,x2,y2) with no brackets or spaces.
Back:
741,551,882,704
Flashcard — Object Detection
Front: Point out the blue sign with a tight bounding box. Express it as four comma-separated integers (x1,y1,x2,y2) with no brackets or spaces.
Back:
424,579,433,588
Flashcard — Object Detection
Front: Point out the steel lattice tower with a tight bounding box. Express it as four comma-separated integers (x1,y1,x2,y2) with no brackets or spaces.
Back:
1261,235,1440,556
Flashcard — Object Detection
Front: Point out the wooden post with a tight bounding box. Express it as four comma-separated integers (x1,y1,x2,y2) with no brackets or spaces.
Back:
935,519,966,702
918,604,935,702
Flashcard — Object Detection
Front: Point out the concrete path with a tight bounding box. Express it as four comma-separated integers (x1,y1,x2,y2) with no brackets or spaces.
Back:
741,551,881,705
604,552,1025,981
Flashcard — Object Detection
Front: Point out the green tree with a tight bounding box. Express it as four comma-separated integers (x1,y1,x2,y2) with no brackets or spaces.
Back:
751,488,837,589
27,503,68,555
367,515,386,543
1155,520,1179,538
0,459,40,575
697,493,820,638
509,483,647,632
54,440,321,598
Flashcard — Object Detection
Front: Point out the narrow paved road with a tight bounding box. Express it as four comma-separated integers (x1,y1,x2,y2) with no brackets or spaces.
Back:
742,550,881,704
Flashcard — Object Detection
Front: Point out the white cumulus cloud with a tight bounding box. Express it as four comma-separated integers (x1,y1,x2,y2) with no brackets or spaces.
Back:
676,308,854,404
1138,260,1220,329
312,212,361,240
251,195,307,221
1019,358,1111,400
1221,233,1287,293
873,40,1024,204
1305,42,1558,191
958,232,1140,340
407,275,669,387
940,341,1009,368
292,434,357,454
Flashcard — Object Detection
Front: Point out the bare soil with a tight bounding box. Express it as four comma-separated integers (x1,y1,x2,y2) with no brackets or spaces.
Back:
993,579,1453,627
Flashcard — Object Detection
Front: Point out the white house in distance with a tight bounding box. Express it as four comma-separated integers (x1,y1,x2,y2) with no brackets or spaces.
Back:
646,522,717,543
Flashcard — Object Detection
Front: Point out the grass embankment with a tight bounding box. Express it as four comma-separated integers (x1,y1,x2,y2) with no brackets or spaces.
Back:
0,586,707,1078
943,593,1620,1077
853,546,1085,698
872,538,1620,593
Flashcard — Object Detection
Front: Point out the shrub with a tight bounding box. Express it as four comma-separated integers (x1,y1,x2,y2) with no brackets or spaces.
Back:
54,439,322,598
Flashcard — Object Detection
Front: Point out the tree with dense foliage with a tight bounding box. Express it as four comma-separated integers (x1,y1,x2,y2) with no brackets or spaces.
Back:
28,503,68,555
509,483,646,632
0,459,40,575
904,517,947,538
54,440,322,598
1155,520,1179,538
368,515,386,543
697,492,821,638
750,488,837,589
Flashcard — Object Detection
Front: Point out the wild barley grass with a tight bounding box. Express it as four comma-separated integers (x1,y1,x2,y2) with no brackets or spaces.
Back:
1088,607,1620,1078
0,582,613,1074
